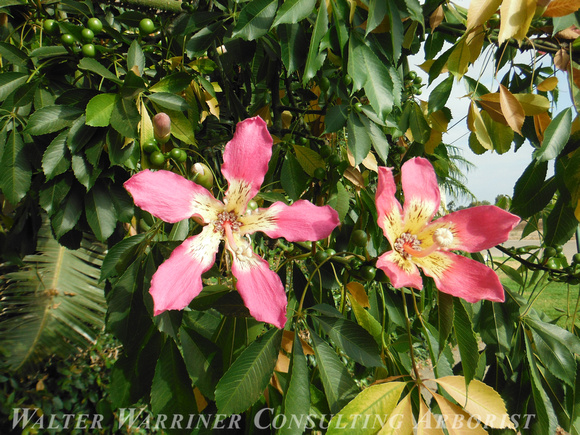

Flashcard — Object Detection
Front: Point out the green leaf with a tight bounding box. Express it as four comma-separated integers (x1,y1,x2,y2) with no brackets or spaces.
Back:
26,105,83,135
231,0,278,41
327,181,350,222
279,333,311,435
127,40,145,76
347,112,372,166
544,195,578,247
314,316,383,367
215,328,282,416
111,97,140,139
161,109,196,145
453,298,479,387
180,327,221,400
281,152,309,201
42,130,70,181
0,72,27,102
303,4,328,84
86,93,118,127
360,47,399,120
0,220,106,372
51,186,83,238
78,57,122,84
186,21,226,57
534,108,572,161
39,176,72,217
101,233,147,282
0,41,28,66
279,23,308,75
272,0,316,26
147,92,189,111
385,0,403,62
0,130,31,205
149,72,193,94
366,0,387,35
324,105,349,133
309,329,358,414
85,184,117,242
408,101,431,144
428,74,454,113
349,295,385,347
511,160,556,219
326,382,406,434
292,144,325,177
359,115,389,163
151,339,198,416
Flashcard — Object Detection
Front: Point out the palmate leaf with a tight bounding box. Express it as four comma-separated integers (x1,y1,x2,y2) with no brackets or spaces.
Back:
0,219,107,372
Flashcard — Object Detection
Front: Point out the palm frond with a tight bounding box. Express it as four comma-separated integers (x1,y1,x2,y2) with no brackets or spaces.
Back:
0,219,107,372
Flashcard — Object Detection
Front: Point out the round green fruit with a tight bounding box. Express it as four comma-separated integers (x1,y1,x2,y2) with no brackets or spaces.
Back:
353,102,363,113
43,19,59,35
61,33,75,46
314,250,329,263
247,200,259,211
170,148,187,163
314,167,326,180
407,71,417,80
319,76,330,93
319,145,332,158
149,151,166,166
546,258,559,270
350,257,363,269
139,18,155,35
328,154,341,167
360,265,377,281
544,247,557,258
351,229,368,247
81,28,94,42
573,253,580,265
325,248,336,257
142,139,158,154
342,74,352,86
82,43,96,57
87,18,103,34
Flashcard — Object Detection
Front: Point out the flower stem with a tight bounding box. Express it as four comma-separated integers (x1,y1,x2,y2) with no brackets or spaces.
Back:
400,287,422,383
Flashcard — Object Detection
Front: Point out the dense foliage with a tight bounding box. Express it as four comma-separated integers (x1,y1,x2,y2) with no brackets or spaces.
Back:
1,0,580,433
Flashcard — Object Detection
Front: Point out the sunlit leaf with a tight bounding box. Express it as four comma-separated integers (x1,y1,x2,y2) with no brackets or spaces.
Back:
499,85,524,134
466,0,502,30
432,392,487,434
498,0,536,44
543,0,580,17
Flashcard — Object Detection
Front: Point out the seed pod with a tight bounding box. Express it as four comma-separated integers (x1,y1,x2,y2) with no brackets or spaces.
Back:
153,113,171,144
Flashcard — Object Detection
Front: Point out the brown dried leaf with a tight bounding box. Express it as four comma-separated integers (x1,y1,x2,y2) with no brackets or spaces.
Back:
537,76,559,91
534,112,552,142
346,282,370,308
478,93,508,124
430,5,445,31
543,0,580,17
499,84,525,134
555,48,570,71
343,167,365,189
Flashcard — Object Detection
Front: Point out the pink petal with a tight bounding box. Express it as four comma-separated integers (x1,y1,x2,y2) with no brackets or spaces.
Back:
401,158,441,226
239,200,339,241
221,116,272,208
422,252,505,303
376,167,404,243
149,227,221,315
376,251,423,289
231,254,288,329
124,169,222,224
429,206,520,252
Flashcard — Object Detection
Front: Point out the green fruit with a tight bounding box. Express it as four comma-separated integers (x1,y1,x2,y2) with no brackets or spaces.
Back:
315,250,329,263
325,248,336,257
61,33,75,46
247,200,259,211
87,18,103,33
149,151,165,166
314,167,326,180
351,229,368,247
555,245,564,254
81,28,94,42
413,87,423,95
407,71,417,80
43,19,59,35
142,139,158,154
328,154,341,167
360,265,377,281
573,253,580,264
353,102,363,113
413,76,423,85
342,74,352,86
544,247,557,258
350,257,363,269
139,18,155,35
546,258,559,270
82,44,96,57
170,148,187,162
297,136,308,145
319,145,332,158
319,76,330,93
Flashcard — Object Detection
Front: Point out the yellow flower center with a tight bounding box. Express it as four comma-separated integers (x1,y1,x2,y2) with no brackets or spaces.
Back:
394,228,454,259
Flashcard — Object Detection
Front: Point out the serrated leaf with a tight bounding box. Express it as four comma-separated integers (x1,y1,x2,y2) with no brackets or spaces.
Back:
147,92,189,111
86,93,118,127
111,97,140,139
324,104,349,133
303,5,328,84
314,316,383,367
0,72,27,102
453,298,479,387
26,105,83,135
534,107,572,161
85,184,117,242
0,130,31,205
347,112,372,166
431,392,487,434
149,73,193,93
215,328,282,416
292,144,325,177
544,195,578,246
39,176,72,217
180,326,221,400
78,57,122,84
326,382,406,434
434,376,515,429
51,188,83,238
273,0,316,26
279,23,308,75
511,160,557,218
101,234,147,282
127,40,145,76
428,75,454,113
42,130,70,181
231,0,278,41
281,153,309,201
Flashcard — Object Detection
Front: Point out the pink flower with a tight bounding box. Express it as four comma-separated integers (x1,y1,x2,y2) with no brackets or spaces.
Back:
375,157,520,303
124,117,339,328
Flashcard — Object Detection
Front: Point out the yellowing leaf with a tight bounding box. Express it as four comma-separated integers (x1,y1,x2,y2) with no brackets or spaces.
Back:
534,112,552,142
447,38,471,79
478,93,508,124
467,0,502,30
514,93,551,115
347,282,370,308
280,330,314,355
469,102,493,150
467,29,485,64
417,396,445,434
543,0,580,17
498,0,536,44
254,105,272,126
361,152,378,172
274,352,290,373
537,76,559,92
555,48,571,71
343,167,365,190
326,382,407,434
281,110,292,129
430,5,445,31
432,392,487,434
419,60,449,75
434,376,516,430
293,144,325,177
377,392,414,434
499,84,525,134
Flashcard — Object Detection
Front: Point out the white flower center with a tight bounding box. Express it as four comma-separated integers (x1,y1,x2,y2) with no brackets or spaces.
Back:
393,227,454,259
433,228,454,248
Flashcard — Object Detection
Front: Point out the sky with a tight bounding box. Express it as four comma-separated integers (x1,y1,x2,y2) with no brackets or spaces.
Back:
410,39,573,207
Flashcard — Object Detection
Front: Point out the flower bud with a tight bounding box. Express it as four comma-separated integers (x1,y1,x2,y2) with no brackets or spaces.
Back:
153,113,171,144
191,162,214,189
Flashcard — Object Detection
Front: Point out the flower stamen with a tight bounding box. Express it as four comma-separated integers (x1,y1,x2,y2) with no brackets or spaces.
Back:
395,228,454,259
